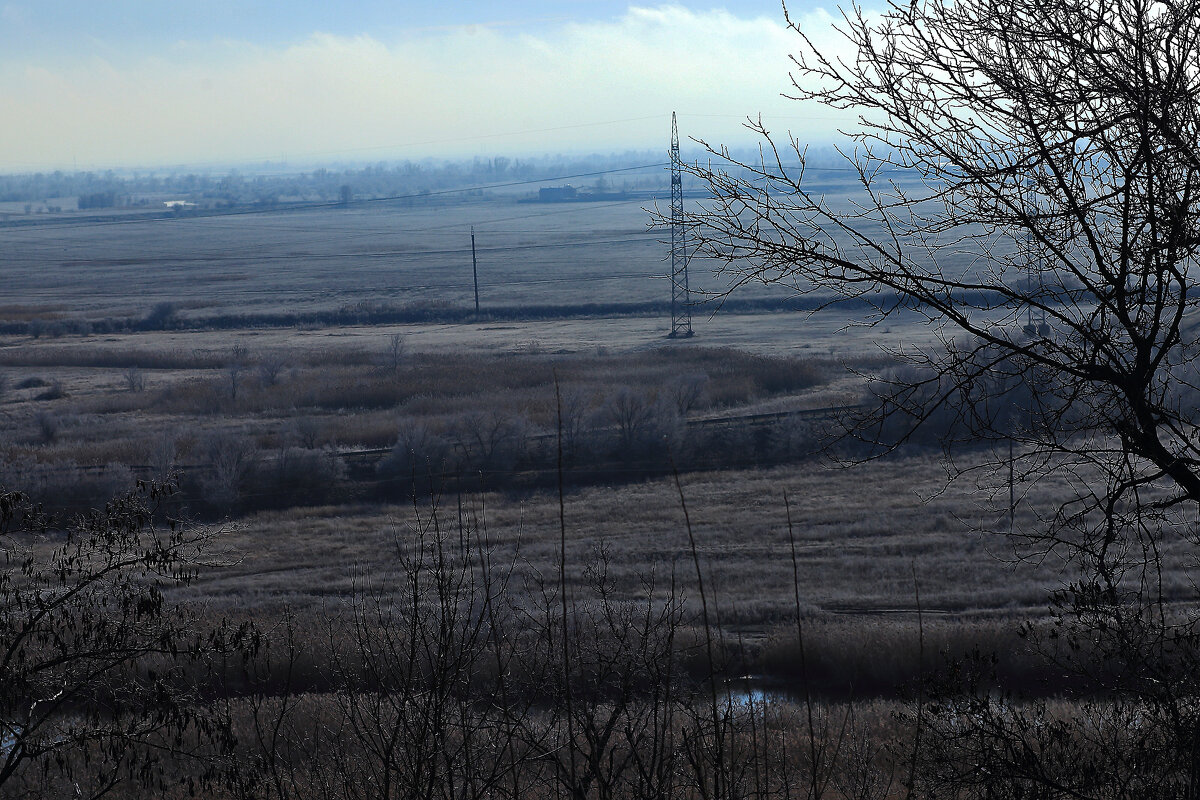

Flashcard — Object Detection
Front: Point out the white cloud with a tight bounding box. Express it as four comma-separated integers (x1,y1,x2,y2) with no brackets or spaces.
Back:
0,4,863,170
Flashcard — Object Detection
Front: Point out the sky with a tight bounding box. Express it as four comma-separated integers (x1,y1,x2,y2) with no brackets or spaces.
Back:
0,1,862,172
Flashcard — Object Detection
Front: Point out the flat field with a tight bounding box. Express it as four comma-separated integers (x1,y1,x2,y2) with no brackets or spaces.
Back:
1,196,786,321
0,188,1091,696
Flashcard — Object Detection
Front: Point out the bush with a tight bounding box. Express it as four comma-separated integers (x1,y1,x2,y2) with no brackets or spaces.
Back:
757,619,1037,698
34,380,66,401
200,431,257,510
600,387,682,460
377,420,450,498
252,446,347,508
140,301,179,330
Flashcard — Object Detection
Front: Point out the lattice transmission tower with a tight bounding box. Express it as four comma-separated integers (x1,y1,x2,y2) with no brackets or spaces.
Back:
669,112,693,338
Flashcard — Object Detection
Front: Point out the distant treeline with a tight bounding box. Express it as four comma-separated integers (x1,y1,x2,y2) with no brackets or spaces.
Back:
0,296,838,338
0,153,670,205
0,145,868,206
76,190,121,209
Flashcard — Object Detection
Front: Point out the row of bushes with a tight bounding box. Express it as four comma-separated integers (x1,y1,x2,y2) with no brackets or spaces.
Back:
1,406,824,518
1,343,833,514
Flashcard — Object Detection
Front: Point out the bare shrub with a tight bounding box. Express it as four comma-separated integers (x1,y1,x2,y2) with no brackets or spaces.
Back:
0,455,79,502
95,462,135,500
223,514,814,800
145,435,178,483
669,372,709,416
746,354,825,395
34,410,59,443
858,348,1059,455
260,446,347,507
316,522,534,800
123,364,145,392
289,415,325,449
291,369,409,412
555,386,598,464
202,431,257,509
257,354,287,387
379,332,406,375
378,419,449,483
226,345,249,400
602,387,682,459
34,380,66,401
527,550,693,800
451,410,527,474
141,300,179,330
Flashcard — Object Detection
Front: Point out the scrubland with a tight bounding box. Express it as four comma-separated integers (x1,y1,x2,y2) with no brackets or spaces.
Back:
0,195,1158,798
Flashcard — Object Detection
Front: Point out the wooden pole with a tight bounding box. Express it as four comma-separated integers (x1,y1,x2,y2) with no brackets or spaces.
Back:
471,227,480,315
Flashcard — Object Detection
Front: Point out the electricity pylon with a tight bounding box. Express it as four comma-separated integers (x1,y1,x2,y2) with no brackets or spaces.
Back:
669,112,693,338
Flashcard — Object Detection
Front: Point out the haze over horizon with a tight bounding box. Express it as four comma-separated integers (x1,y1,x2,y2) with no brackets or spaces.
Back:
0,1,863,173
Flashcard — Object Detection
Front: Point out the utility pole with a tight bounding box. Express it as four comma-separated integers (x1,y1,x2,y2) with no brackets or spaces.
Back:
669,112,693,338
1024,179,1049,337
471,226,480,315
1009,423,1015,534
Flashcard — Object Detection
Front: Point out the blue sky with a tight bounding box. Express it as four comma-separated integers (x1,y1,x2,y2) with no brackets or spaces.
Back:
1,1,793,50
0,2,858,171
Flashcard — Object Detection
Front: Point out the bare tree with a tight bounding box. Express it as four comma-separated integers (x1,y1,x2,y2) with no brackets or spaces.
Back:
555,386,598,464
452,410,526,474
123,364,145,393
256,354,287,388
0,484,247,797
604,388,657,455
668,373,709,417
203,431,256,508
321,520,533,800
291,416,324,450
226,345,248,401
146,434,178,483
381,332,407,376
680,0,1200,793
603,388,681,459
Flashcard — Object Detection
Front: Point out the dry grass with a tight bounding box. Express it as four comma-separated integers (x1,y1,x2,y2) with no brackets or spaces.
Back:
178,455,1076,622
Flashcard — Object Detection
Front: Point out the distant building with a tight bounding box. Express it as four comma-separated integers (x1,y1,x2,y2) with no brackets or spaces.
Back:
538,185,577,202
